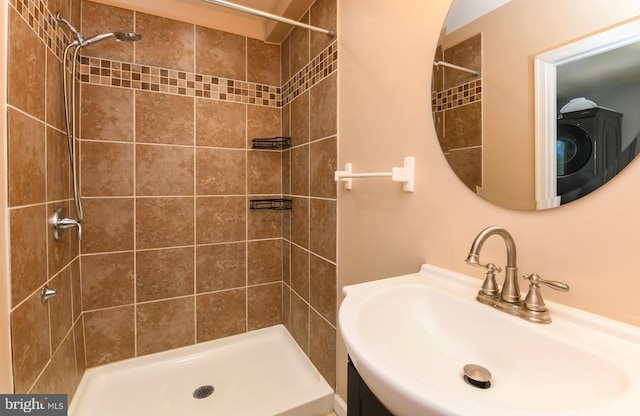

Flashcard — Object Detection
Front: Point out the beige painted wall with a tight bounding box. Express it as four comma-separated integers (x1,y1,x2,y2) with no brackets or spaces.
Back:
337,0,640,401
1,0,14,393
442,0,640,209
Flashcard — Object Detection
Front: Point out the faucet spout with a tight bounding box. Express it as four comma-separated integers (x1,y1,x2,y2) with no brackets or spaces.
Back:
466,226,520,303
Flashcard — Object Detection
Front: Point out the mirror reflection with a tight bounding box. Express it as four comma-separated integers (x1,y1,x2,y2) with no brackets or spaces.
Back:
432,0,640,210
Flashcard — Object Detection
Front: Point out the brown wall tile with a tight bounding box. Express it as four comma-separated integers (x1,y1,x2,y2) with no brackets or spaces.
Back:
443,102,482,150
248,198,283,240
80,84,133,142
247,151,282,195
31,333,78,397
84,306,135,367
248,283,282,330
281,37,290,83
49,268,74,351
196,26,245,80
290,197,309,249
443,33,482,89
136,247,194,302
46,49,65,131
283,241,291,286
135,91,194,145
196,289,246,342
80,1,135,62
444,147,483,191
72,321,86,385
289,14,310,76
136,197,194,249
282,284,291,331
310,136,337,199
291,145,310,196
290,92,310,146
47,127,71,202
136,144,194,196
247,38,280,86
137,297,195,355
309,311,336,388
70,259,82,321
81,141,134,196
8,108,46,207
310,0,337,58
196,196,245,244
81,198,134,253
309,254,336,325
8,8,45,120
196,148,245,195
289,292,309,353
196,243,246,293
282,103,291,138
310,198,336,262
196,99,246,148
291,244,309,301
247,105,281,147
11,291,50,393
81,252,134,310
247,239,282,285
10,205,47,306
136,12,194,72
282,149,291,195
310,72,337,140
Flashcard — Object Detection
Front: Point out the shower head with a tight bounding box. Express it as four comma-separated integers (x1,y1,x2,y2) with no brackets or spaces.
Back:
114,32,143,42
81,32,142,47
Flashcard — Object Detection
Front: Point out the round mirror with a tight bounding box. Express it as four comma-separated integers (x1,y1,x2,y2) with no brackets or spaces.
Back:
432,0,640,210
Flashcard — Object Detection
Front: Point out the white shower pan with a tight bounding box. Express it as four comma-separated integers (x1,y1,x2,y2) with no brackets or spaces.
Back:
70,325,334,416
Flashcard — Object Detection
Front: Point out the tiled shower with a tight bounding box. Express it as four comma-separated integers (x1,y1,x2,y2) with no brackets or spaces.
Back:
6,0,337,399
432,33,482,191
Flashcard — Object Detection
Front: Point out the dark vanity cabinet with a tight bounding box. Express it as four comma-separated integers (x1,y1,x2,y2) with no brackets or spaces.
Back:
348,359,394,416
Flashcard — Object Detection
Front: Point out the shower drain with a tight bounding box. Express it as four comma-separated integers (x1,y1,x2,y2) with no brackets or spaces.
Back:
193,385,215,399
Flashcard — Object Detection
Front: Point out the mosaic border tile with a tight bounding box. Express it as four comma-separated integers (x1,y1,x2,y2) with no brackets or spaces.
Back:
77,40,339,109
282,42,338,106
432,79,482,112
79,57,283,107
12,0,339,109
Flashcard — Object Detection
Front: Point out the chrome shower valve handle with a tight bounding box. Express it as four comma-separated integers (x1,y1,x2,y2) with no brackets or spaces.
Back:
50,206,82,240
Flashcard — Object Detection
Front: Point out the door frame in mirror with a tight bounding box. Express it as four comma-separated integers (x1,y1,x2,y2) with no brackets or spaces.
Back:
534,19,640,209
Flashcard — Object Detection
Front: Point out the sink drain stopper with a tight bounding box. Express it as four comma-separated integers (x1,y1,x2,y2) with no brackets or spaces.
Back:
193,385,215,399
463,364,492,389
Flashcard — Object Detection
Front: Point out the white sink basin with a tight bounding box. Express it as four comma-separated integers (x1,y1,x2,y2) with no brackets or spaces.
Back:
339,264,640,415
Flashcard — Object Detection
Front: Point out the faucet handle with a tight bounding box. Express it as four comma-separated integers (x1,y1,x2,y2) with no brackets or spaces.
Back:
480,262,501,296
522,273,570,312
523,273,569,292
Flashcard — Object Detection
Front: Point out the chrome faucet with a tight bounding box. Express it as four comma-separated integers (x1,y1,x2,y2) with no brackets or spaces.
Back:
465,226,569,324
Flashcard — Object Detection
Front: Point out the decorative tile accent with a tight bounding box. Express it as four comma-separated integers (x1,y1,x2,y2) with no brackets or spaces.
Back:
77,39,338,109
432,78,482,112
79,57,282,107
282,41,338,106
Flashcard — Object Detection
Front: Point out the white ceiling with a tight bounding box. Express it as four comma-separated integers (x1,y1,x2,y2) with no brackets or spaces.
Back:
444,0,511,34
